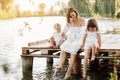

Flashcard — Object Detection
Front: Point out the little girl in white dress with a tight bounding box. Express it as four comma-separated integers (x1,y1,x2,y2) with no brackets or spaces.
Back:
49,23,65,48
82,18,101,78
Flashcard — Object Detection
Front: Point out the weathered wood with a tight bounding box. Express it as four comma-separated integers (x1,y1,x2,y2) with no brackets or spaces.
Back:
47,50,59,64
22,56,33,80
21,53,120,59
22,46,120,53
21,34,120,78
22,49,33,79
28,39,48,46
22,47,60,50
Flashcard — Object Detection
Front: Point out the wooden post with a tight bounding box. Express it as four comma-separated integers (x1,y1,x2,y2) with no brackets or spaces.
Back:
102,51,109,64
47,50,59,65
73,56,81,75
73,51,82,75
21,49,33,80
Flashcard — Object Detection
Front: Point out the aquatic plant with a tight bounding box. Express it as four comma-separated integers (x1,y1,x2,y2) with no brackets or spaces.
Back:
2,64,9,73
109,60,118,80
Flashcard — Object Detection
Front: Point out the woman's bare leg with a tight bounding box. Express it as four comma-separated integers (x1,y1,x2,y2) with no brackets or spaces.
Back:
57,51,67,68
83,49,91,78
64,54,77,79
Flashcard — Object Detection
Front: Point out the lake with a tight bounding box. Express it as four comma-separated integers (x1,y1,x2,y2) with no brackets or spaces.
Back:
0,16,120,80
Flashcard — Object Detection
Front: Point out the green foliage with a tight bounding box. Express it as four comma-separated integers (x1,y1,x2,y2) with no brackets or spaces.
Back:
68,0,92,17
0,0,120,18
94,0,115,17
0,10,13,19
0,0,14,19
116,12,120,18
2,64,9,73
109,66,118,80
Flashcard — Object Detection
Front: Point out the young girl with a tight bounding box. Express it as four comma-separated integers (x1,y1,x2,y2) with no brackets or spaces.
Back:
49,23,66,48
82,18,101,78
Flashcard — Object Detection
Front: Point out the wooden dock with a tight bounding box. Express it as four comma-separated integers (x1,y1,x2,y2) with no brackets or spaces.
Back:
21,34,120,80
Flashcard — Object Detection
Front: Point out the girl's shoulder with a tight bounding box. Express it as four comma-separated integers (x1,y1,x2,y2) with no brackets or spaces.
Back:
84,29,88,34
96,31,100,34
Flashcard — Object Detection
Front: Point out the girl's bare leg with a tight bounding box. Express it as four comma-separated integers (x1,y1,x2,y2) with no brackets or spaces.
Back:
83,49,91,78
57,51,67,68
49,38,56,48
91,44,96,61
64,54,77,79
95,45,99,56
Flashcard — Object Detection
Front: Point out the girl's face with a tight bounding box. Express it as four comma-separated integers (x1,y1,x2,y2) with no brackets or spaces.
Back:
89,27,97,32
55,26,61,33
70,11,77,20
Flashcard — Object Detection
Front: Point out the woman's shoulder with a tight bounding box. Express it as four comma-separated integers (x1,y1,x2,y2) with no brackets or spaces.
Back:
78,17,86,26
78,17,85,21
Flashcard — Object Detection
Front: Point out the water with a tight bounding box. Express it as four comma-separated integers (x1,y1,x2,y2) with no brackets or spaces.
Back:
0,17,120,80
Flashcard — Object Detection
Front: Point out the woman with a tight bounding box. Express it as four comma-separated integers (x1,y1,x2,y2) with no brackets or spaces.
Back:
55,7,86,79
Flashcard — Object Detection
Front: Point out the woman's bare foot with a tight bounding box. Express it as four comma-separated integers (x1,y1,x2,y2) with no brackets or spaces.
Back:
64,69,72,80
54,67,62,76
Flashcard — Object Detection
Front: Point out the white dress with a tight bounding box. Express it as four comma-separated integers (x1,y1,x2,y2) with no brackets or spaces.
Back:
52,32,63,45
60,26,85,54
84,31,99,50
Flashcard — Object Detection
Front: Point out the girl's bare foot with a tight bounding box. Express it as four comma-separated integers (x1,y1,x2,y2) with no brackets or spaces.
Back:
54,67,62,76
82,73,86,78
91,56,95,61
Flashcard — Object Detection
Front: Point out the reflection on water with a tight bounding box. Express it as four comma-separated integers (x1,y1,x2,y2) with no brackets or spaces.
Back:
0,17,120,80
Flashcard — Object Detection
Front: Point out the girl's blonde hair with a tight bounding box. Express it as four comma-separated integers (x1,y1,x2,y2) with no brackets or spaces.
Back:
54,23,61,29
87,18,99,31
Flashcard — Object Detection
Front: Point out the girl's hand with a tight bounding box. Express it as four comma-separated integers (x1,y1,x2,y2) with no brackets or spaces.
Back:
81,45,84,51
97,47,101,50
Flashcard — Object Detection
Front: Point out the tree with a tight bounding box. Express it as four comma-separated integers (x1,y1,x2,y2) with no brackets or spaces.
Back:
0,0,14,18
39,3,45,16
68,0,92,17
94,0,115,17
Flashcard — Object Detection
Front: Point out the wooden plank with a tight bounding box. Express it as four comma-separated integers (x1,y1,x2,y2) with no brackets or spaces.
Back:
22,47,60,50
22,46,120,52
21,54,120,59
28,39,49,46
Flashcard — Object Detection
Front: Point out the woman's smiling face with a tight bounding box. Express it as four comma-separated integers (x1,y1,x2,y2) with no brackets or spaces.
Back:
70,11,77,19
